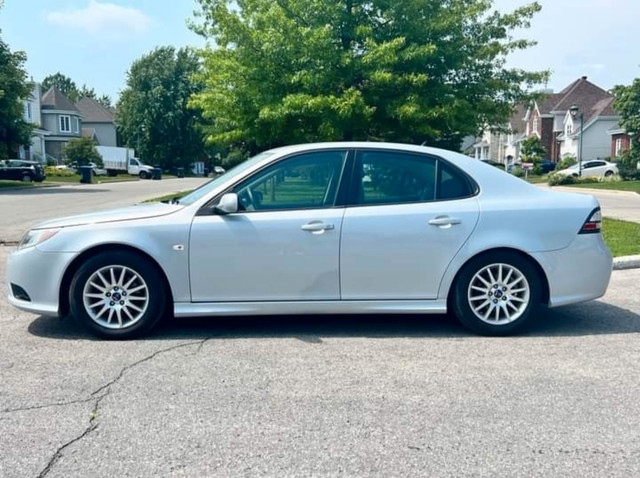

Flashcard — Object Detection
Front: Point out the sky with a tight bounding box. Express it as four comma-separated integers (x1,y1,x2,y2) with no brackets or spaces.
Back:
0,0,638,103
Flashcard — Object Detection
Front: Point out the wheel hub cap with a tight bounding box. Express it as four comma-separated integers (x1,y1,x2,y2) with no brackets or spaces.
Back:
82,265,150,330
467,263,530,325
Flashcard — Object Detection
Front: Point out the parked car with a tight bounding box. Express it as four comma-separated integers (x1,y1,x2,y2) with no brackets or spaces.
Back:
90,163,108,176
0,159,46,182
556,160,618,178
6,142,612,339
537,159,556,174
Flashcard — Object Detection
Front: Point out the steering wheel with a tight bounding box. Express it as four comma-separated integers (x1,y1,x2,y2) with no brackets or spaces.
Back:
237,187,255,211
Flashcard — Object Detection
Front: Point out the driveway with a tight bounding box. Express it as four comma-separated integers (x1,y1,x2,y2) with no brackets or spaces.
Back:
0,178,209,243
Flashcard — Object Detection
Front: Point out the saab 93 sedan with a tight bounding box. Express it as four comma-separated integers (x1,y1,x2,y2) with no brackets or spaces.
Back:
6,142,612,339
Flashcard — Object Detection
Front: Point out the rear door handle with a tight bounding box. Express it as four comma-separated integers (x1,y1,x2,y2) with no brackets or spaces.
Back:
301,222,335,233
428,216,461,227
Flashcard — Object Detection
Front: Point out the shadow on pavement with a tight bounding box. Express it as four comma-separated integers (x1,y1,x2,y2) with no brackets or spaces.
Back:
0,186,111,195
27,300,640,341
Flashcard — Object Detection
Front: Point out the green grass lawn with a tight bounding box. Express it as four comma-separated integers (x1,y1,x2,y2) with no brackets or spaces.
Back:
0,180,35,188
561,180,640,194
45,174,140,184
603,217,640,257
525,174,549,184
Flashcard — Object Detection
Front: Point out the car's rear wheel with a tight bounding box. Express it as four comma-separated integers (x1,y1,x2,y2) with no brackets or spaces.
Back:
70,251,166,339
22,174,32,182
452,252,541,336
604,170,614,177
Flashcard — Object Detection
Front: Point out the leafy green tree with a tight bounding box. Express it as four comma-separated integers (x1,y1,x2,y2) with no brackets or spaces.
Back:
62,138,103,167
42,72,80,101
520,135,546,173
42,73,113,108
613,79,640,179
116,46,206,170
0,34,33,158
190,0,547,153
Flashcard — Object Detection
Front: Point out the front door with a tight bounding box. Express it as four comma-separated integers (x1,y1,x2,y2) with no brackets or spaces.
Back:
189,150,349,302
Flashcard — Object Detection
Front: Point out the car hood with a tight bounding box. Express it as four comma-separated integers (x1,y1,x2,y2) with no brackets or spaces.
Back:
32,203,184,229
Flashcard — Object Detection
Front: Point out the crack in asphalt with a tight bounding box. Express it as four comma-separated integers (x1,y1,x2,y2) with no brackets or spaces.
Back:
8,338,216,478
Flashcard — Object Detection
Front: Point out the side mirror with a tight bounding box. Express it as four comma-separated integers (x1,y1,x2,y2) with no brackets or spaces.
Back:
214,192,239,215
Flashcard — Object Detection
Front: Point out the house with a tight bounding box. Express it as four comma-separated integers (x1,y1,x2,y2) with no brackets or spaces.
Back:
18,85,119,163
39,86,84,160
607,125,632,158
75,97,117,147
472,76,620,164
523,76,617,162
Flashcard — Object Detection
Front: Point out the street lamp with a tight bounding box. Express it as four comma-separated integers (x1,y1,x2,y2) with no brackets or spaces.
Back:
569,104,584,177
137,124,146,161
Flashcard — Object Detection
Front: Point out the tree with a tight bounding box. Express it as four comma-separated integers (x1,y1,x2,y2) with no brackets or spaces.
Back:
62,138,103,167
116,46,206,170
520,135,546,163
42,73,113,108
0,34,33,158
190,0,548,153
613,79,640,179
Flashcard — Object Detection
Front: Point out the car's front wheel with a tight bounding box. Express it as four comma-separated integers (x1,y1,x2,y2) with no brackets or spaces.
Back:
22,174,33,182
70,251,166,339
139,171,149,179
452,252,541,336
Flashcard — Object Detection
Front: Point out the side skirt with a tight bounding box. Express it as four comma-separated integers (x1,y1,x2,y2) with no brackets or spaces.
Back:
174,300,448,318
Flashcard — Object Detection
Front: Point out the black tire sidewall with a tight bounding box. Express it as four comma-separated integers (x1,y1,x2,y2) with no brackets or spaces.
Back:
70,251,166,339
453,252,541,336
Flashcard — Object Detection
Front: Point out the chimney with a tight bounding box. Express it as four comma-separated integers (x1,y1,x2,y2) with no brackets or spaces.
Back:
581,76,588,80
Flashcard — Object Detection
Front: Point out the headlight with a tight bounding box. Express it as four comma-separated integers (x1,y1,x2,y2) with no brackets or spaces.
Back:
18,229,60,250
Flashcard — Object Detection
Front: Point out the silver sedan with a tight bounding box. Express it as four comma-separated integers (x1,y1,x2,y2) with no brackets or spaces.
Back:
6,142,612,338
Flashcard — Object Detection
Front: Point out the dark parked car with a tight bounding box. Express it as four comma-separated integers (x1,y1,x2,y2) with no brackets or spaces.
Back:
0,160,46,182
538,160,556,174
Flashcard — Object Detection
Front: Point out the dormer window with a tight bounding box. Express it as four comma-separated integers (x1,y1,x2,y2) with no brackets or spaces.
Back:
566,123,572,136
532,116,538,134
60,115,71,133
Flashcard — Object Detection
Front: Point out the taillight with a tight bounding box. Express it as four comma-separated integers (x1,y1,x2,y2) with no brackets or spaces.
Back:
579,208,602,234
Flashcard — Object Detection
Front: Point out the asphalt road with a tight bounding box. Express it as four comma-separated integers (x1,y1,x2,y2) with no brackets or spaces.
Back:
1,243,639,477
0,178,209,243
548,186,640,223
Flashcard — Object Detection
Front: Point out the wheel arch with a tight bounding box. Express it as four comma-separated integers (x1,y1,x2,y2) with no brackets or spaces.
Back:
59,244,174,317
445,247,550,309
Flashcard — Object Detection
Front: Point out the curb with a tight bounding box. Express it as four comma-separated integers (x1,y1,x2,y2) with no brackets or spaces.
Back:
549,186,640,197
613,254,640,271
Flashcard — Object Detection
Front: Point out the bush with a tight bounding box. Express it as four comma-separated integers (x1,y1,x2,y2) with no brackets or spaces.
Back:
619,164,640,181
44,166,77,177
556,156,577,171
511,167,525,178
547,172,600,186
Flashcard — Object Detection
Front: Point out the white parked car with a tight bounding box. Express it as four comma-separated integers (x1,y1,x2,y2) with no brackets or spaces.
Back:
556,160,618,178
6,142,612,339
90,163,108,176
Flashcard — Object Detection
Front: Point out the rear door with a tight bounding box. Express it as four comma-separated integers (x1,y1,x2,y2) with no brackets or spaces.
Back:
340,149,480,300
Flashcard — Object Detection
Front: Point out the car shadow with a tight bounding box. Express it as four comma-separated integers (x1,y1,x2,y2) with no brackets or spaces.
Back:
27,300,640,341
0,186,111,195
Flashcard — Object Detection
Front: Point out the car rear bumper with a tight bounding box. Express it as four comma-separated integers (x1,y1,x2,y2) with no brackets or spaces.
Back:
531,233,612,308
6,247,76,317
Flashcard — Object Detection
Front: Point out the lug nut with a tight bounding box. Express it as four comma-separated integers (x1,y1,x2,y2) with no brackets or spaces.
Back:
502,287,507,291
119,300,125,305
106,292,111,297
122,291,127,296
493,299,498,304
502,296,508,301
109,301,115,306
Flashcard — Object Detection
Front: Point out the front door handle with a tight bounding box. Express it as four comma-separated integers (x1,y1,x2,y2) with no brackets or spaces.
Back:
428,216,461,227
301,221,335,233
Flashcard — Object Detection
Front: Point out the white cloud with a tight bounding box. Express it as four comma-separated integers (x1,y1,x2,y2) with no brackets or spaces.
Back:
46,1,152,40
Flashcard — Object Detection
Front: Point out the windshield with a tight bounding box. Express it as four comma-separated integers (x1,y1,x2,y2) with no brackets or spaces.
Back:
177,151,274,206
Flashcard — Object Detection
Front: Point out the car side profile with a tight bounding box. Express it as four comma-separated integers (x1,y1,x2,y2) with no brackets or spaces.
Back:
0,159,46,182
556,160,618,178
6,142,612,339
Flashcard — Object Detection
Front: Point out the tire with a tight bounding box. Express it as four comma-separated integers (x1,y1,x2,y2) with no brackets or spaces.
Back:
139,171,149,179
452,251,541,336
604,170,614,177
22,174,33,183
69,251,167,339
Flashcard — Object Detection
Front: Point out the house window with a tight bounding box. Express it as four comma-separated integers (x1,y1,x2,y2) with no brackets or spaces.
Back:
59,115,71,133
74,117,80,133
532,116,538,134
25,102,32,121
615,138,623,157
566,123,572,136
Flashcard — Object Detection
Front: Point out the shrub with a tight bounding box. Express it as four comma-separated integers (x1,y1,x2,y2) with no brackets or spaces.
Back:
547,172,575,186
619,164,640,181
511,167,525,178
44,166,76,177
556,156,577,171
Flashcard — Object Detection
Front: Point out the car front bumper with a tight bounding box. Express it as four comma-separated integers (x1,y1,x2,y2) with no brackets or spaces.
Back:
6,246,76,317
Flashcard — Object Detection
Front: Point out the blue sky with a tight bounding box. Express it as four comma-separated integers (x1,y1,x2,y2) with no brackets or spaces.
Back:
1,0,638,103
